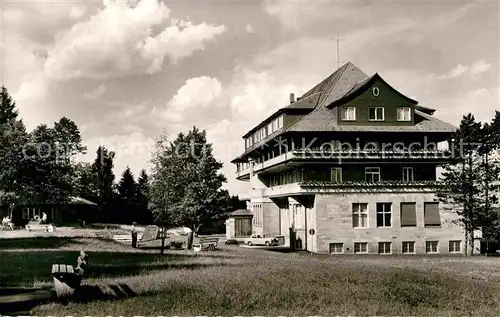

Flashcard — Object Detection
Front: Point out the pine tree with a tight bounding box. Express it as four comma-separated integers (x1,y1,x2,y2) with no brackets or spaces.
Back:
92,146,115,221
437,114,483,255
136,169,152,224
118,167,136,200
0,86,18,124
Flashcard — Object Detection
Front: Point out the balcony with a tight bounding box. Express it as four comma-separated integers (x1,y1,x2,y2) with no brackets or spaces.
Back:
262,180,442,197
292,148,451,161
236,149,450,179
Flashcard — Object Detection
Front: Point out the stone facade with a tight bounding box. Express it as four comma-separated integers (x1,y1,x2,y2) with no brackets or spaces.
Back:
313,192,465,254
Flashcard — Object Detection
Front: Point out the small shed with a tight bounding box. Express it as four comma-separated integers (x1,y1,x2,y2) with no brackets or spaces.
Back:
225,209,253,240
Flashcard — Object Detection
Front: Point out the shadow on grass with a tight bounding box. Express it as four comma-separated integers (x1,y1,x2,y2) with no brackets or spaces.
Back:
71,283,138,303
0,250,242,287
0,237,84,250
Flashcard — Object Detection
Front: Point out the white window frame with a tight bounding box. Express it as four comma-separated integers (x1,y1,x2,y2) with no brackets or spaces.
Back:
369,107,385,121
341,107,356,121
352,203,368,228
402,241,415,254
330,167,342,183
449,240,461,253
402,167,414,182
330,243,344,254
378,242,392,254
354,242,368,254
376,203,392,228
426,241,439,254
277,116,283,129
365,167,381,183
397,107,411,121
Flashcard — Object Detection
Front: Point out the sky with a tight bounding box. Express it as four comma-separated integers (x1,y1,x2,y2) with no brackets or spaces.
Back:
1,0,499,195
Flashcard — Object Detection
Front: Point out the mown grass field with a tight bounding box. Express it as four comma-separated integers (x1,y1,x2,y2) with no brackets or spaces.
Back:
1,237,500,316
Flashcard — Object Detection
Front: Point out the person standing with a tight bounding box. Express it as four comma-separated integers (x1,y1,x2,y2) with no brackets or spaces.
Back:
131,222,138,248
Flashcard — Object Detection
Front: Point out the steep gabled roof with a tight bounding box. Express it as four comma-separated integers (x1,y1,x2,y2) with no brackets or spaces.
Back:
300,62,369,108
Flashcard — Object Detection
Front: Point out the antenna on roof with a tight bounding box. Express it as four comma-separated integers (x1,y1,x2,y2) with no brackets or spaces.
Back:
336,20,340,70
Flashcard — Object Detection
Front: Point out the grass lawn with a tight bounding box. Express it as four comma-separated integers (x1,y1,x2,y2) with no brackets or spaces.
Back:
1,237,500,316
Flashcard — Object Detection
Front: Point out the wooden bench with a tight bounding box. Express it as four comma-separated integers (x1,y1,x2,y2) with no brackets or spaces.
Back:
193,237,219,251
51,264,82,298
50,251,88,298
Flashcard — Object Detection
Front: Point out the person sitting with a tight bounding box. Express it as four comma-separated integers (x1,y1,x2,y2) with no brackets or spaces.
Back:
74,250,88,276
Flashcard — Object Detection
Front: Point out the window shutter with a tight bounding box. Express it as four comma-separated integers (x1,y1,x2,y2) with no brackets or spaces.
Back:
424,202,441,226
400,203,417,226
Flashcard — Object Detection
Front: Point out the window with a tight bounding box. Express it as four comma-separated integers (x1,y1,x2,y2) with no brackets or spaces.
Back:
449,241,461,253
352,203,368,228
235,218,252,237
400,203,417,227
365,167,380,183
329,243,344,254
252,204,263,226
426,241,439,253
378,242,391,254
331,168,342,183
402,167,414,182
397,107,411,121
424,202,441,227
354,242,368,254
402,241,415,254
341,107,356,121
369,107,385,121
277,116,283,129
376,203,392,227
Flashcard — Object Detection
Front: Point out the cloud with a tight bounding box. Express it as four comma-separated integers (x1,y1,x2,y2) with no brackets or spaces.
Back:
245,24,255,33
157,76,223,123
431,60,492,80
84,84,107,100
44,0,227,80
69,6,86,19
81,131,157,177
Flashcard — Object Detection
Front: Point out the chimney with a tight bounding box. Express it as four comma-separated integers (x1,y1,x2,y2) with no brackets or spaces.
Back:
290,93,295,104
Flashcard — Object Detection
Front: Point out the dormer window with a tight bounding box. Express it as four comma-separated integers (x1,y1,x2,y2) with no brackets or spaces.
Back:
341,107,356,121
397,107,411,121
369,107,384,121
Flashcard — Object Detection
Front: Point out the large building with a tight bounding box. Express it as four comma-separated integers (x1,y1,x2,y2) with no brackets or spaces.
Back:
230,62,472,255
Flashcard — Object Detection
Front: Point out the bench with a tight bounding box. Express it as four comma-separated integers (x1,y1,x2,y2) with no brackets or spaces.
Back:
193,237,219,251
50,251,88,298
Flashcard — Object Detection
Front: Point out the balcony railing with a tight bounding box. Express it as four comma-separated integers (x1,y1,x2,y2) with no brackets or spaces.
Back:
262,180,442,197
292,148,450,159
299,180,442,188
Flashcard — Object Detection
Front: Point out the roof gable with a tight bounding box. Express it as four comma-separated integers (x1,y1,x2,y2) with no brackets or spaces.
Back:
326,73,418,109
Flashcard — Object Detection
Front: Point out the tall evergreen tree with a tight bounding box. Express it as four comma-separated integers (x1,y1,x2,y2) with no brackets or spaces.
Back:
136,169,152,224
0,86,18,124
438,114,485,255
118,167,136,200
0,86,26,215
92,146,115,220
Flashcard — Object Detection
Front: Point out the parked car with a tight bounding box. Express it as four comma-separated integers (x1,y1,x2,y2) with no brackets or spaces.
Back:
246,234,278,246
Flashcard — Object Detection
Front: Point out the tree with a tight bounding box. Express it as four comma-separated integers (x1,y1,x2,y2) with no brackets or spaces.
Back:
92,146,115,221
117,167,138,224
149,127,230,248
0,85,18,124
72,162,99,202
437,114,484,255
136,169,152,224
118,167,136,200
